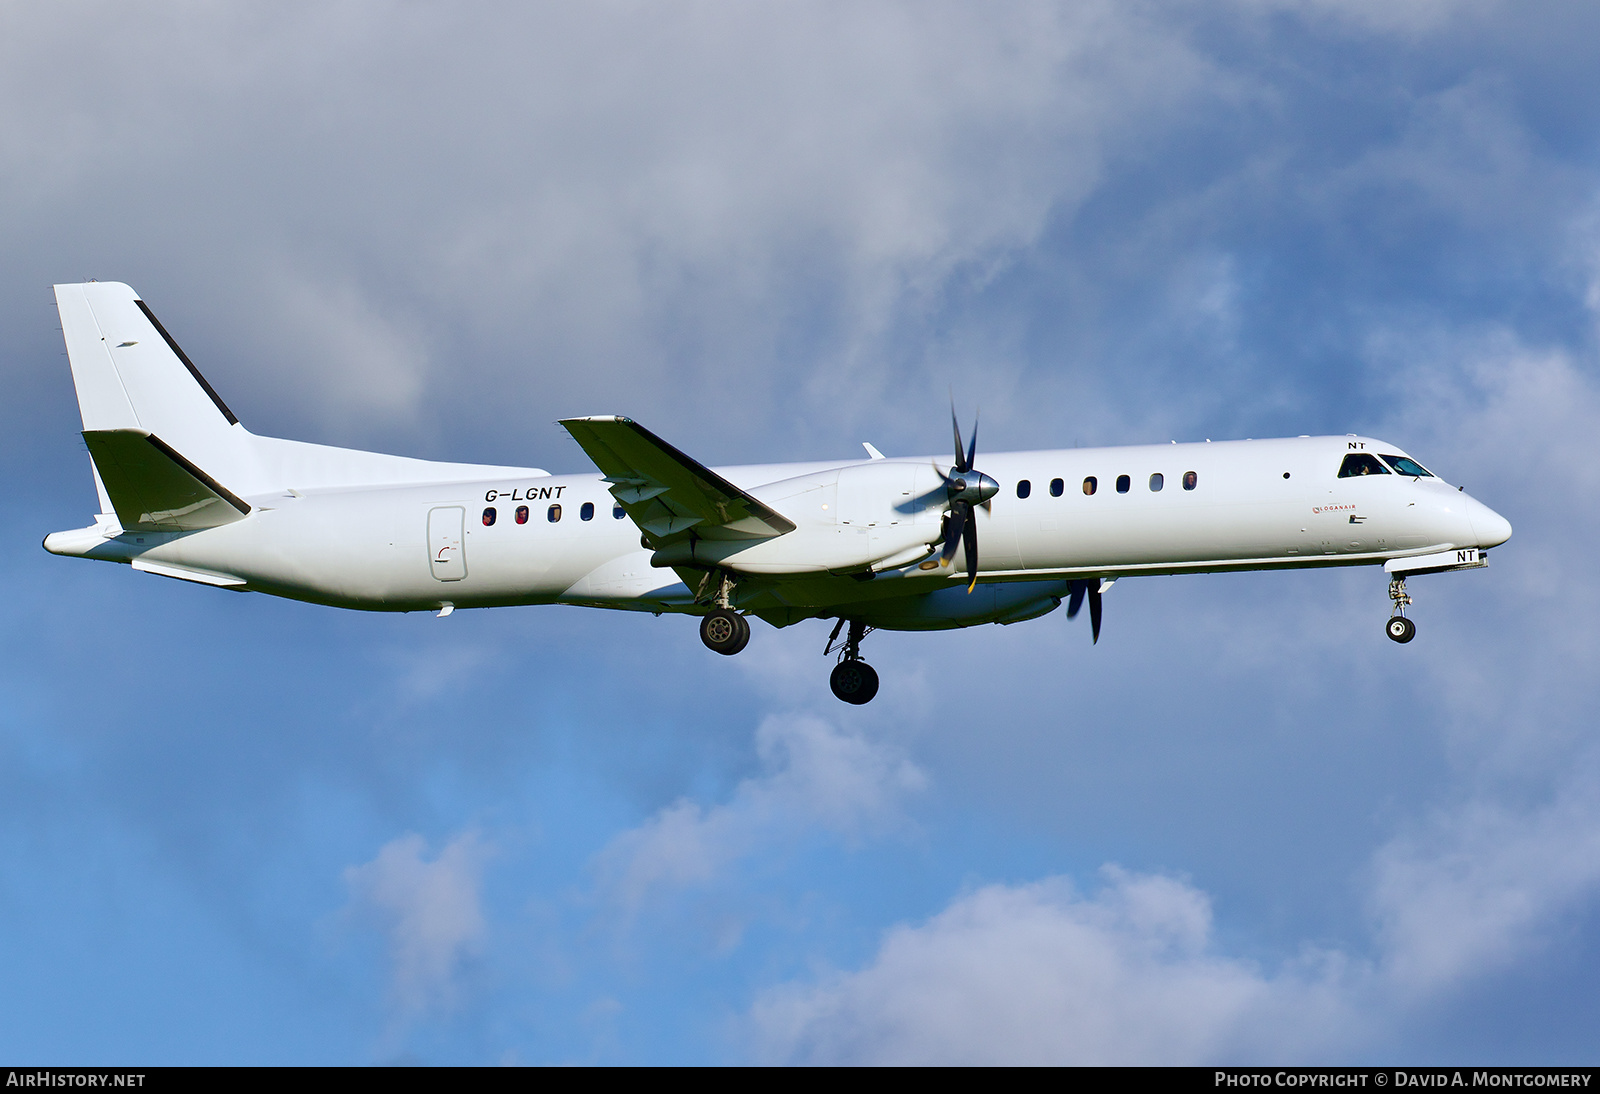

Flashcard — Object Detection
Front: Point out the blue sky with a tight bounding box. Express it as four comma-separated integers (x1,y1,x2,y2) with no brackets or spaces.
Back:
4,0,1600,1064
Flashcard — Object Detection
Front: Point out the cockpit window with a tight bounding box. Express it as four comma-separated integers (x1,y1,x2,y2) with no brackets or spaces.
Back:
1380,454,1433,477
1337,453,1390,478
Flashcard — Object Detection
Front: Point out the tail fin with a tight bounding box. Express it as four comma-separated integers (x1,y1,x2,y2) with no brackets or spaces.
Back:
53,281,550,511
54,281,260,513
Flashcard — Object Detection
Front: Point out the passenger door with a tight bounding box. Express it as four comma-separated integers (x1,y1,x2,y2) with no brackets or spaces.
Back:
428,506,466,580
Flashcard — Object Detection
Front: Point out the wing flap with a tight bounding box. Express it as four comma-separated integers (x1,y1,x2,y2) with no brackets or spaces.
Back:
560,417,796,545
84,428,251,531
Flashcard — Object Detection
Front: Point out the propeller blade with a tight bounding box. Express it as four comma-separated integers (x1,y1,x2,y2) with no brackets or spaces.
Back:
1089,581,1103,644
951,403,968,473
940,502,968,565
1066,580,1086,619
962,506,979,592
965,411,978,475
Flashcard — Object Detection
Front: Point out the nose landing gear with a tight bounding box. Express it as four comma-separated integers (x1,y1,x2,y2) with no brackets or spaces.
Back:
824,618,879,704
1386,577,1416,643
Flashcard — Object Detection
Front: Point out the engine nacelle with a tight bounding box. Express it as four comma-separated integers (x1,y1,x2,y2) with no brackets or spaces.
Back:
855,580,1073,631
651,460,944,575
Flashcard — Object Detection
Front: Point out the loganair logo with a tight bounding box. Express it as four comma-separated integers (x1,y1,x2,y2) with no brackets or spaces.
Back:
1313,503,1356,514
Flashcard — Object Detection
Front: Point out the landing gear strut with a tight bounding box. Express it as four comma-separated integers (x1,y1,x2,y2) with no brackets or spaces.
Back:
698,570,750,655
1386,577,1416,644
825,619,879,705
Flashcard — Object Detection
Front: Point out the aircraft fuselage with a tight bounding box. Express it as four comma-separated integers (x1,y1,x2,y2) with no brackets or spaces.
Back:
43,281,1513,701
49,435,1509,630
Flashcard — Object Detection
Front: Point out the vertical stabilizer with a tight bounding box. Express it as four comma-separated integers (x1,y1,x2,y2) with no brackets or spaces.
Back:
54,282,261,497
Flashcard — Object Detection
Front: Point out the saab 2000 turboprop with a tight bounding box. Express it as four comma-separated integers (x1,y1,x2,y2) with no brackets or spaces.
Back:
43,282,1512,704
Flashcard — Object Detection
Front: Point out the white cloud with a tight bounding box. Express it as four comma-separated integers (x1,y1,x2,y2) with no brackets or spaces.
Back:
1365,325,1600,770
751,867,1360,1065
0,1,1229,454
750,326,1600,1065
1370,769,1600,996
751,764,1600,1064
343,831,491,1020
593,713,925,913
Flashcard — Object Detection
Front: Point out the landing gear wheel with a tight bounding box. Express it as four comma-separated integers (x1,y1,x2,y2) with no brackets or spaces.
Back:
1386,616,1416,644
701,609,750,655
830,660,880,705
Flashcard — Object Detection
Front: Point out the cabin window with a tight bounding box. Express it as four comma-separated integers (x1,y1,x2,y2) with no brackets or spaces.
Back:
482,507,496,526
1338,453,1390,478
613,504,626,519
1016,479,1031,499
1083,476,1097,495
581,501,595,521
1050,478,1064,497
1380,454,1434,477
1183,471,1198,490
1149,473,1164,492
548,504,562,522
1116,474,1131,494
515,505,529,524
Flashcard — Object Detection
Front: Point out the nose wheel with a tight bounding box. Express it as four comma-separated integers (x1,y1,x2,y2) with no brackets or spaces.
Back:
824,618,879,704
1386,577,1416,643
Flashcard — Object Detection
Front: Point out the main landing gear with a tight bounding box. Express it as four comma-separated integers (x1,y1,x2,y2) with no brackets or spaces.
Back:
691,570,879,704
698,570,751,655
700,608,750,655
824,618,879,705
1386,577,1416,644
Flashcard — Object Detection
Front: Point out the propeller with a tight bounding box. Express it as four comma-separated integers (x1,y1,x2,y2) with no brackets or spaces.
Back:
935,404,999,592
1066,578,1104,644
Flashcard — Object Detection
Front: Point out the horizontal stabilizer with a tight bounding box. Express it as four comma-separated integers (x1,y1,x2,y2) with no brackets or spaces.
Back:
559,416,796,545
84,429,251,531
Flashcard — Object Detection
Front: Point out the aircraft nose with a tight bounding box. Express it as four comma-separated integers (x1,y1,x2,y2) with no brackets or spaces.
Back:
1467,496,1512,549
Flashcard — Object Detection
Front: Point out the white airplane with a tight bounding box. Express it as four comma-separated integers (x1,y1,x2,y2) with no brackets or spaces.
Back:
44,281,1512,704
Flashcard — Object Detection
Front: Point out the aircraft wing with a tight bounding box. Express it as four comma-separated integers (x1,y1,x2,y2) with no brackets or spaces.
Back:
559,416,796,545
